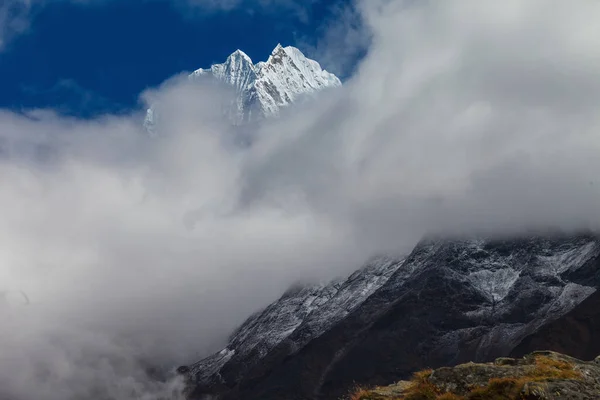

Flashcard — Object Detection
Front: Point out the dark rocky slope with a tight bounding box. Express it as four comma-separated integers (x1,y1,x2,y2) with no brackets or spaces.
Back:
183,233,600,400
185,257,405,395
511,289,600,361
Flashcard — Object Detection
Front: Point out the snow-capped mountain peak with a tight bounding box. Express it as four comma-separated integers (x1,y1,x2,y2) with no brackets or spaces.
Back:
231,49,252,60
192,44,341,122
191,49,255,89
145,44,340,131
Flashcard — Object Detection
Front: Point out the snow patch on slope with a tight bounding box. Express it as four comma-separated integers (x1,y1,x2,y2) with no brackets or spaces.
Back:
537,241,600,275
468,268,520,302
546,283,596,315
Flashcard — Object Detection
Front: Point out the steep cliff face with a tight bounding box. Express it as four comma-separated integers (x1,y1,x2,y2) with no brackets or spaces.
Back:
144,44,340,132
182,232,600,400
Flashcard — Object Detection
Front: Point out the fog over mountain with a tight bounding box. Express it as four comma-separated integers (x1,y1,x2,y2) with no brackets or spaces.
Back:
145,44,340,131
1,1,600,399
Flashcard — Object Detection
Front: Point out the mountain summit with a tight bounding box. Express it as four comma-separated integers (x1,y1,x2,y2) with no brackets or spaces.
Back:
144,45,340,131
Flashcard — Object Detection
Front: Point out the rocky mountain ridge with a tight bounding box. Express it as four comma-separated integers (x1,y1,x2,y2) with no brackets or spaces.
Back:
181,232,600,400
185,256,404,393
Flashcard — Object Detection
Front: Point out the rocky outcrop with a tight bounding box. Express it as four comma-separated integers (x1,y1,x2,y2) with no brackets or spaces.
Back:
352,351,600,399
183,232,600,400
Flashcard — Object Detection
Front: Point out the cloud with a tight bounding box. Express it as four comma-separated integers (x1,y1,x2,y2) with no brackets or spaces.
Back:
0,77,364,399
298,0,371,78
0,0,33,51
1,1,600,399
290,0,600,245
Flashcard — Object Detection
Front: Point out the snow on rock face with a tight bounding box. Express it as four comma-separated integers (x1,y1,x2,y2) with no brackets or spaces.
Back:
546,282,596,315
537,241,600,275
251,44,341,118
404,234,600,362
468,268,520,302
284,256,404,351
143,108,157,136
146,44,340,130
184,233,600,400
193,50,256,90
187,255,404,386
407,235,600,306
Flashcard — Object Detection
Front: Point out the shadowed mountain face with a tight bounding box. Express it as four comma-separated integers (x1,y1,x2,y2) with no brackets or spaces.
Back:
183,233,600,400
510,289,600,361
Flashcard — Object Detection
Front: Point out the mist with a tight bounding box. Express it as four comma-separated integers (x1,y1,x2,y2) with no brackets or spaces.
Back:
1,0,600,399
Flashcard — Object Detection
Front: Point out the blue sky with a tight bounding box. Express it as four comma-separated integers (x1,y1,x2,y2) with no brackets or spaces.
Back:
0,0,361,118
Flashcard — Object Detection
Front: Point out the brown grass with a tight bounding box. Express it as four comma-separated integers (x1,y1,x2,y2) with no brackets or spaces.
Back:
465,377,525,399
348,386,391,400
345,355,582,400
529,356,581,380
436,394,462,400
403,369,439,400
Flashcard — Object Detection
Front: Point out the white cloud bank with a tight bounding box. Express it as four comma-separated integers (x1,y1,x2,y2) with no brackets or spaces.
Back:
1,0,600,399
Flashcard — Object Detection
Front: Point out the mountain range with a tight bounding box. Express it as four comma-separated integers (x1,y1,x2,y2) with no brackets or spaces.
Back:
146,45,600,400
180,232,600,400
144,44,341,132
